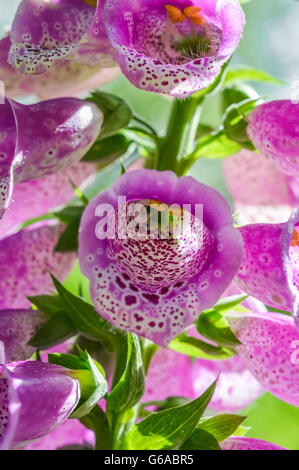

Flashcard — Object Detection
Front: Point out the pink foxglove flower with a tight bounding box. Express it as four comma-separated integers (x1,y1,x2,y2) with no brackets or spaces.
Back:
221,437,286,450
0,161,97,239
247,100,299,177
0,223,76,310
79,169,243,346
222,149,299,224
0,309,46,362
9,0,116,75
143,348,194,403
103,0,245,97
236,210,299,323
0,96,103,218
0,35,120,100
227,311,299,407
0,360,80,450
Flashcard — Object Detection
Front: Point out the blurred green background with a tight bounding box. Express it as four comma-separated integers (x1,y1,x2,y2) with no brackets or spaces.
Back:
1,0,299,449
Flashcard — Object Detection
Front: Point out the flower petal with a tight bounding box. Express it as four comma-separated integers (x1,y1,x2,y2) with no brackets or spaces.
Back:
227,311,299,407
79,169,243,345
236,210,299,321
247,100,299,177
103,0,244,97
0,223,76,310
0,361,80,450
221,437,286,450
9,0,95,74
0,309,46,362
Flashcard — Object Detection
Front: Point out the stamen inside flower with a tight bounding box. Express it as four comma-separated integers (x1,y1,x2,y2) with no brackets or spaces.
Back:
164,3,217,61
82,0,97,6
108,200,213,291
291,228,299,247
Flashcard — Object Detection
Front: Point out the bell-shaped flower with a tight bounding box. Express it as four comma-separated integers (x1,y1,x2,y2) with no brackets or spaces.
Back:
221,437,286,450
143,347,194,403
0,161,97,239
9,0,116,76
79,169,243,346
0,309,46,362
247,100,299,177
0,360,80,450
222,149,299,224
103,0,245,97
227,311,299,407
236,210,299,323
0,95,103,218
192,356,264,412
0,223,76,310
0,34,120,100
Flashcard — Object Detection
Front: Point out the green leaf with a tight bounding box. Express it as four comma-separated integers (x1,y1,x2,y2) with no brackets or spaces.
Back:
87,91,133,139
221,83,259,113
196,310,242,348
80,405,112,450
192,131,242,160
28,294,65,318
224,67,285,86
106,333,145,422
53,205,85,224
180,429,221,450
198,414,246,442
213,294,248,313
222,97,260,147
49,350,108,419
51,275,126,351
29,313,76,350
54,213,82,253
124,380,217,450
169,332,234,360
82,134,130,167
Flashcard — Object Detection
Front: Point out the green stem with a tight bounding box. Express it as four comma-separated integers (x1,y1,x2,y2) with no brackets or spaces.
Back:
157,97,203,174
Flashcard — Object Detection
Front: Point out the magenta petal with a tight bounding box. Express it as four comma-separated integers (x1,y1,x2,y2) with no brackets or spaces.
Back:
0,361,80,450
247,100,299,177
103,0,244,97
0,223,76,310
227,311,299,407
1,35,119,100
0,97,102,217
79,169,243,346
9,0,95,74
192,356,264,412
236,210,299,321
222,149,298,224
221,437,286,450
0,161,97,239
143,348,194,403
0,309,46,362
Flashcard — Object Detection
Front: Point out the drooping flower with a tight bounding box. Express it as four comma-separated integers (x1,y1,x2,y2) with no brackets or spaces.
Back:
143,347,194,403
0,96,103,218
79,169,243,346
103,0,245,97
236,210,299,323
0,161,97,239
246,100,299,177
227,311,299,407
0,34,120,100
24,419,95,450
222,149,299,224
0,223,76,310
9,0,116,76
221,437,286,451
0,360,80,450
192,356,264,412
0,309,46,362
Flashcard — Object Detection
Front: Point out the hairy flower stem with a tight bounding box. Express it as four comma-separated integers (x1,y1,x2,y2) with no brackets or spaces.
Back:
157,97,203,175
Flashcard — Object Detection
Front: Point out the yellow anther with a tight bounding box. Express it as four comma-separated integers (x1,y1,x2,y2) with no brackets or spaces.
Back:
82,0,97,7
165,5,187,24
291,229,299,247
184,6,205,26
